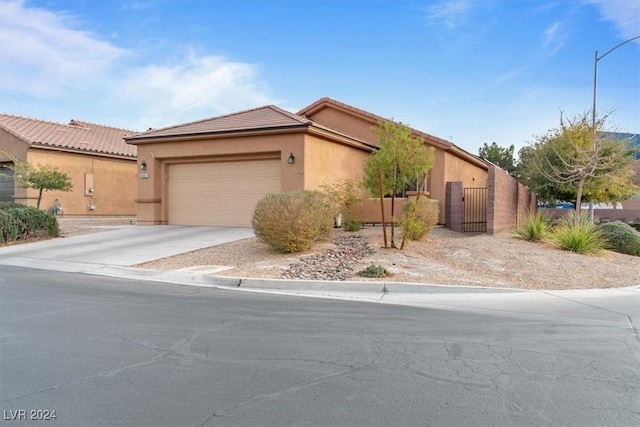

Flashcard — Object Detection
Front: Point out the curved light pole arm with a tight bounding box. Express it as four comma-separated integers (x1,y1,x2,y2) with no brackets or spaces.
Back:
592,35,640,128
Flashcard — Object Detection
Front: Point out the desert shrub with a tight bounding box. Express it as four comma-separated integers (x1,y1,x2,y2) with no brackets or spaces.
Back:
320,179,366,231
552,211,606,254
596,221,640,256
344,220,363,232
400,198,439,241
251,191,333,253
0,203,59,244
513,212,552,242
357,264,388,278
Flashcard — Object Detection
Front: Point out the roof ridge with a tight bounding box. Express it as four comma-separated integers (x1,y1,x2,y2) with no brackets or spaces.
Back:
265,105,312,124
136,104,290,136
69,119,137,133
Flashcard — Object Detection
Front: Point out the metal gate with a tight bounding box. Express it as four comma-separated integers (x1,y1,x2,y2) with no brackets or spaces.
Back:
463,187,487,232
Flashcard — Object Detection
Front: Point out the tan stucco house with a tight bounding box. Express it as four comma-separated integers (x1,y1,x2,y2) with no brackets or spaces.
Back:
0,114,137,215
125,98,489,226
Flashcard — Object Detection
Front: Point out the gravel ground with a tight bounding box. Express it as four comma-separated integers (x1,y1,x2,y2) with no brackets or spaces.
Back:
134,225,640,290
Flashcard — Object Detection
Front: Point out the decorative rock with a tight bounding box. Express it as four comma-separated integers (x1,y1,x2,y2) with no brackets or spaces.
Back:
280,235,376,281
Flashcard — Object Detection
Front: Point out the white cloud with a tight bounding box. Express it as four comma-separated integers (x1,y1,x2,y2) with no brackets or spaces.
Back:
425,0,475,29
0,0,128,96
117,54,274,129
0,0,275,130
541,21,565,55
588,0,640,42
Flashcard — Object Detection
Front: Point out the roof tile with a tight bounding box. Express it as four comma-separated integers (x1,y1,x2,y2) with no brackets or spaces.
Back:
127,105,311,141
0,114,137,157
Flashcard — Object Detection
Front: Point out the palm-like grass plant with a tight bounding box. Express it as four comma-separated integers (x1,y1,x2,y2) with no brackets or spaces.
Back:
553,211,606,254
513,213,552,242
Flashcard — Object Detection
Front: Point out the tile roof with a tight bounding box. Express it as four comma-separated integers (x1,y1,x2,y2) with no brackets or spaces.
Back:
298,97,488,168
0,114,137,158
126,105,312,141
298,97,454,150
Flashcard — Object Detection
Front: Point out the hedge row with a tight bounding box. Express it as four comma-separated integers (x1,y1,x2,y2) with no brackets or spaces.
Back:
0,203,59,244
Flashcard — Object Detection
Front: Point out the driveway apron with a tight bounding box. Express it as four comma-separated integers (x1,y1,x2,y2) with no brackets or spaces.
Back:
0,226,254,270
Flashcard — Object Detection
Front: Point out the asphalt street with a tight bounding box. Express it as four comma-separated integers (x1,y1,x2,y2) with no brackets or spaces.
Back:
1,266,638,426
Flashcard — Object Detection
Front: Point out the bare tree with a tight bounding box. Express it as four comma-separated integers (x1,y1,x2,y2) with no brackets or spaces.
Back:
526,113,637,212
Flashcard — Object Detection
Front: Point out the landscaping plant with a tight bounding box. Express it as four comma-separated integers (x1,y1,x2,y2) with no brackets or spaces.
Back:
0,203,59,244
357,264,388,278
251,191,333,253
552,211,606,254
400,197,439,243
596,221,640,256
513,212,552,242
320,178,366,232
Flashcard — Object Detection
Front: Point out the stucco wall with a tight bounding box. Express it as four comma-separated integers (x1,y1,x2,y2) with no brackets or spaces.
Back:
307,108,377,144
131,132,308,224
1,129,136,215
350,197,439,224
22,150,136,215
303,134,371,190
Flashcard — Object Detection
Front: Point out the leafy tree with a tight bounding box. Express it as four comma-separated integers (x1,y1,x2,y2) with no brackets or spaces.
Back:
1,155,73,209
518,113,637,211
479,142,516,176
363,120,435,248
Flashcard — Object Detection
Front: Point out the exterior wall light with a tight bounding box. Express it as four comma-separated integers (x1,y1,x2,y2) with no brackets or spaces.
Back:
287,153,295,164
140,160,147,170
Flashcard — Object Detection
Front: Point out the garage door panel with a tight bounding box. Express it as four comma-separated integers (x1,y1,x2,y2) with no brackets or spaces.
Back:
167,160,281,226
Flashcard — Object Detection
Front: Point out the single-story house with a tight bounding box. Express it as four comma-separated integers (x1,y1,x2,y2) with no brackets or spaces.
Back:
125,98,489,227
0,114,138,215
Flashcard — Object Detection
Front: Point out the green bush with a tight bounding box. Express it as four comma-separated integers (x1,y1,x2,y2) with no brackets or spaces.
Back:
596,221,640,256
344,220,363,232
320,179,366,231
552,211,606,254
513,212,552,242
0,203,59,244
400,198,439,241
251,191,334,253
357,264,388,278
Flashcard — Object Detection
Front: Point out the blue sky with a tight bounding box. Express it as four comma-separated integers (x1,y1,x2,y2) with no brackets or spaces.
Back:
1,0,638,155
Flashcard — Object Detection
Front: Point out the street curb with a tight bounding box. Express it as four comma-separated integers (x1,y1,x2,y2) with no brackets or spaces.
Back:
234,278,385,293
214,276,526,294
383,282,524,294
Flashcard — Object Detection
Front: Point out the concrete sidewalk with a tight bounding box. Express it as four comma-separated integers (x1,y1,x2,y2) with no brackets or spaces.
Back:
3,224,639,326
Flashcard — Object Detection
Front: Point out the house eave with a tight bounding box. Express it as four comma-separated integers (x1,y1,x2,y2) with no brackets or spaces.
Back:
30,143,136,160
125,124,310,144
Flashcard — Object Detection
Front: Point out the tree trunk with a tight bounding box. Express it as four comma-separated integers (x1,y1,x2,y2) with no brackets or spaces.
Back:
575,178,585,215
390,194,396,248
36,188,43,209
378,171,388,248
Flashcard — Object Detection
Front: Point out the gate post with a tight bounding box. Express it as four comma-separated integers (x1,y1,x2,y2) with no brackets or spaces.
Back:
446,182,463,232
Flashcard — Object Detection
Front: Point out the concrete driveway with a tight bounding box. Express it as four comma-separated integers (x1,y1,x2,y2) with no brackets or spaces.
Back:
0,225,254,272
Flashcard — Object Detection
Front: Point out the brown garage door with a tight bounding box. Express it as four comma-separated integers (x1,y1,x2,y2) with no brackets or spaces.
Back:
167,160,281,226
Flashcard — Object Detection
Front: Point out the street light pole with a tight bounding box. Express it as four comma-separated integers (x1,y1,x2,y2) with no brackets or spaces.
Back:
589,35,640,219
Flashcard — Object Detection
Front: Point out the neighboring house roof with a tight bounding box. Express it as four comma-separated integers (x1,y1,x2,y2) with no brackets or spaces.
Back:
125,105,377,150
0,114,137,158
297,97,488,169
